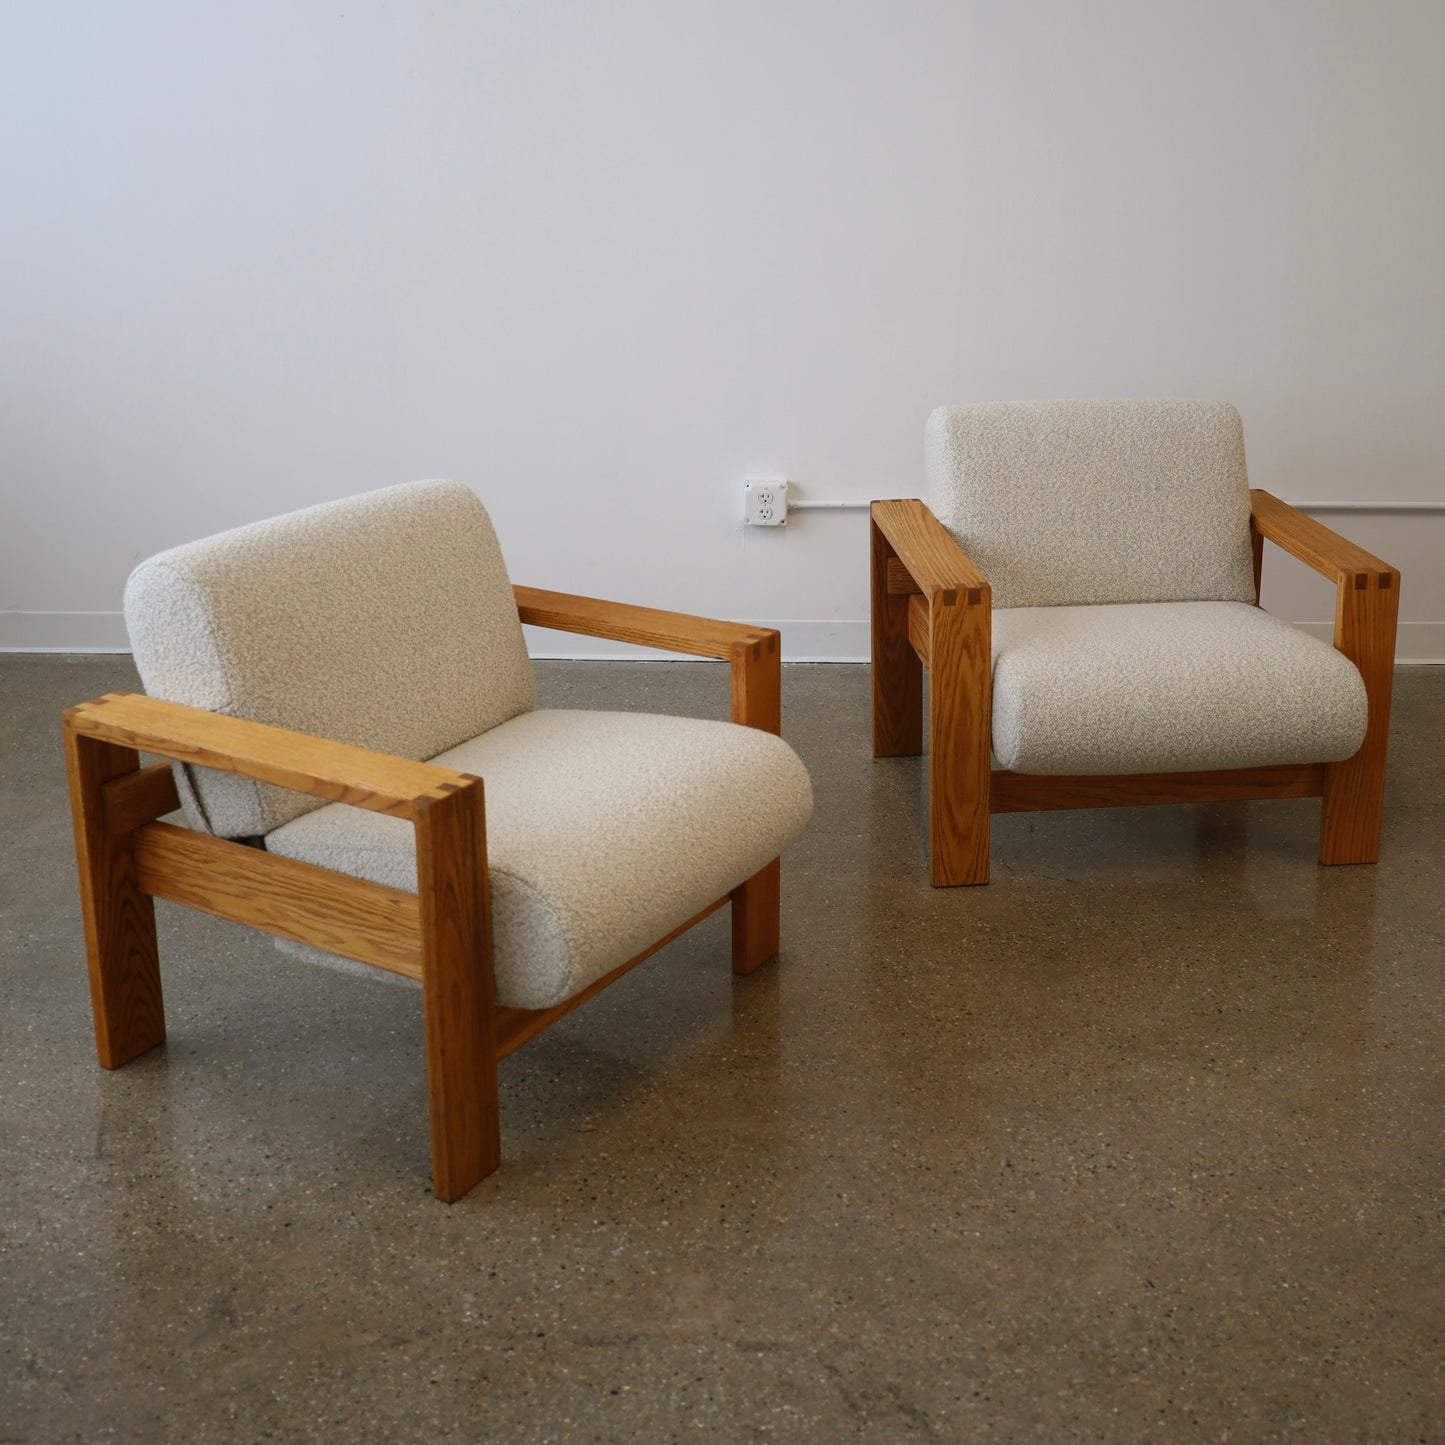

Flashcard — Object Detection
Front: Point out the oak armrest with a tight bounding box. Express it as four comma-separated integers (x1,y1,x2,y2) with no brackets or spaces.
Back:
870,500,990,604
514,584,774,661
514,585,781,734
63,692,476,822
1249,490,1397,584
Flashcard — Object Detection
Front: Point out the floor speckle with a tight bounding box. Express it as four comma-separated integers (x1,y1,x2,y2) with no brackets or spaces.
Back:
2,656,1441,1442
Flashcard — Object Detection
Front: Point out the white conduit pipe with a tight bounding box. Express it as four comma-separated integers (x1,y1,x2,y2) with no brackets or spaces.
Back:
787,499,1443,514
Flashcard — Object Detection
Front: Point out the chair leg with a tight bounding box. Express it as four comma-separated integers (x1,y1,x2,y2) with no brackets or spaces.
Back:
414,779,500,1202
1320,570,1399,864
871,517,922,756
731,858,780,974
927,589,992,886
727,621,784,973
63,721,166,1068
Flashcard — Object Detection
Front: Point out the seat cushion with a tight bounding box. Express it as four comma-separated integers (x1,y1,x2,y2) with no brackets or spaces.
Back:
124,481,533,838
925,399,1258,609
265,709,814,1010
990,602,1367,775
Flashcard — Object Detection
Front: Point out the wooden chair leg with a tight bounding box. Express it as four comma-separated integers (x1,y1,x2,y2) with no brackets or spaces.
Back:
927,588,992,886
871,516,923,757
730,632,781,736
413,778,500,1202
731,858,780,974
727,626,785,975
1320,569,1399,864
63,720,166,1068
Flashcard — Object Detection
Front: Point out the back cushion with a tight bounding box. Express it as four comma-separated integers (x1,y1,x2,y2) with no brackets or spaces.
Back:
124,480,534,837
924,399,1257,609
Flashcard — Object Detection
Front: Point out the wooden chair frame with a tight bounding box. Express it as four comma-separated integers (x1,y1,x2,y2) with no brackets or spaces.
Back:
65,585,784,1201
871,491,1400,886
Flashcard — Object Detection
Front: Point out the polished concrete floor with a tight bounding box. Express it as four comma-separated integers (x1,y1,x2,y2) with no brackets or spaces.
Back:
2,655,1441,1443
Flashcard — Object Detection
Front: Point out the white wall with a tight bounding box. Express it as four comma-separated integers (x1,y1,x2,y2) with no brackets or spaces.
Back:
3,0,1442,659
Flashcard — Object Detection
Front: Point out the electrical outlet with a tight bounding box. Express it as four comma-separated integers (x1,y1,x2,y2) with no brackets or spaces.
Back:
744,478,789,526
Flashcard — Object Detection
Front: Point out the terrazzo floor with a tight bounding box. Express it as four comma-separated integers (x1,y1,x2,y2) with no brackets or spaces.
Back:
2,655,1441,1442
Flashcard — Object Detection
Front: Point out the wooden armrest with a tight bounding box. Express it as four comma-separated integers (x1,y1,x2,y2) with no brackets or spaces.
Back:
1250,490,1397,584
870,500,990,603
514,585,781,734
63,693,477,821
514,584,773,661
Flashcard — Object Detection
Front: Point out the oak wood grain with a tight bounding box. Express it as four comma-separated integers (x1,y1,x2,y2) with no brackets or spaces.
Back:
872,516,924,756
414,777,499,1203
1249,491,1399,864
927,589,991,885
870,500,989,599
1250,491,1393,581
729,632,782,734
66,693,471,821
727,633,783,968
1320,569,1400,863
515,585,772,661
907,593,930,668
869,500,993,882
990,764,1325,813
102,760,181,834
63,728,165,1068
493,896,729,1058
886,556,922,595
132,821,423,979
730,859,781,975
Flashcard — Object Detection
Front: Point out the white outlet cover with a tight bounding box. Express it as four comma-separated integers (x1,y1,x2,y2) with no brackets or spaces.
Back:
744,478,789,526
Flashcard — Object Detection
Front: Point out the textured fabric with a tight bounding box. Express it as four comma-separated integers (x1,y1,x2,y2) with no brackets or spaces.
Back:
925,399,1258,609
266,709,814,1010
124,481,534,837
990,601,1367,775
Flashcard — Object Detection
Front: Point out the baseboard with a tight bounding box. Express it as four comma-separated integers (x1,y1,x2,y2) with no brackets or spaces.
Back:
4,612,1443,664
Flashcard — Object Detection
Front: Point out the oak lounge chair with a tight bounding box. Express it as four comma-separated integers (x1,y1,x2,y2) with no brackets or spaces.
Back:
871,399,1398,886
65,481,813,1199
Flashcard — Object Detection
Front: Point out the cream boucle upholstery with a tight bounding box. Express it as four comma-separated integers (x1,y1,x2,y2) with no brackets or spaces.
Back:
925,399,1258,609
124,481,533,837
991,602,1367,775
266,709,814,1010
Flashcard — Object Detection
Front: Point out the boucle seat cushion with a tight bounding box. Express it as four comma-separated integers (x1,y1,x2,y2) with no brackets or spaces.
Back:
926,399,1258,609
266,709,814,1010
124,481,533,838
991,602,1367,775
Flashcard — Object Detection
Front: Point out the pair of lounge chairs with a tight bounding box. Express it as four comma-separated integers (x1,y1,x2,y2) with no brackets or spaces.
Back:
65,399,1397,1200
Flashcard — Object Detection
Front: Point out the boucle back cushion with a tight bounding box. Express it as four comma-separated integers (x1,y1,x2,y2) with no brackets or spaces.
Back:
925,399,1258,609
124,480,534,837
